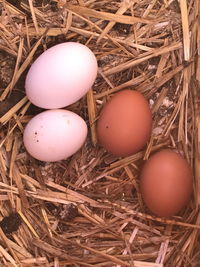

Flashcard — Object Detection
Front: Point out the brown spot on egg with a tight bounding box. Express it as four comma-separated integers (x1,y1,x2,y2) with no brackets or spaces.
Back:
139,149,193,217
97,90,152,157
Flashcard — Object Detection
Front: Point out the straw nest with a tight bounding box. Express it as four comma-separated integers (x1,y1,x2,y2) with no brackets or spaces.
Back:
0,0,199,266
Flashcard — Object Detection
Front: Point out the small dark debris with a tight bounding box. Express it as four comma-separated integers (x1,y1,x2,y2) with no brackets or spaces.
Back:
0,212,22,234
113,23,131,36
49,1,59,12
47,203,78,221
58,204,78,221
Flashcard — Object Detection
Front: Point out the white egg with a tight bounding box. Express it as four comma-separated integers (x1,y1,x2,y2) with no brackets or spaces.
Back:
25,42,98,109
23,110,87,162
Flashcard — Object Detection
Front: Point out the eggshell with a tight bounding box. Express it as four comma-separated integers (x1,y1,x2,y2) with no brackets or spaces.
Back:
140,150,193,217
23,109,87,162
97,90,152,157
25,42,98,109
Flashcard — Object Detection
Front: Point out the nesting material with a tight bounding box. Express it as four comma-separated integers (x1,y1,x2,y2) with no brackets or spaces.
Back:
0,0,199,266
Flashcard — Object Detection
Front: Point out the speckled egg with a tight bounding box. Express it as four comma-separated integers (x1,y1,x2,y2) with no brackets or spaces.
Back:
23,109,87,162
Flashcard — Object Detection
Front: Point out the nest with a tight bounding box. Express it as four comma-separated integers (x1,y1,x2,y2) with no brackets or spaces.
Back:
0,0,199,266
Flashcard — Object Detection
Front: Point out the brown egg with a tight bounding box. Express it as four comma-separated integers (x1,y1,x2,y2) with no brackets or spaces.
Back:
97,90,152,156
140,150,193,217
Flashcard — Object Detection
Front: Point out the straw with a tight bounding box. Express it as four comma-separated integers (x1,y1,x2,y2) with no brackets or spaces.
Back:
0,0,199,265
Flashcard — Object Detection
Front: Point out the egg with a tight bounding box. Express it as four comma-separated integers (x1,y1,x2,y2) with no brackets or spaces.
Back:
140,149,193,217
23,109,87,162
97,90,152,157
25,42,98,109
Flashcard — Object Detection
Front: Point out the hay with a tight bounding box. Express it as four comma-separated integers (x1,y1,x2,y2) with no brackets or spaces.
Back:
0,0,199,266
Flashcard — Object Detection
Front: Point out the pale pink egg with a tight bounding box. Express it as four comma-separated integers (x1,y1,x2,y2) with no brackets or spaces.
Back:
25,42,98,109
23,109,87,162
